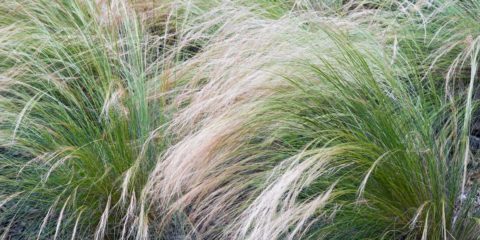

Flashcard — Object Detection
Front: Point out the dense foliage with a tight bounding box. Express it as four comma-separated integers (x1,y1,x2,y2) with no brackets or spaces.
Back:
1,0,480,239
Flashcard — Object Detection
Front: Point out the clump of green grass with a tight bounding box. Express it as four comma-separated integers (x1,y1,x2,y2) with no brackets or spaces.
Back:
0,0,174,238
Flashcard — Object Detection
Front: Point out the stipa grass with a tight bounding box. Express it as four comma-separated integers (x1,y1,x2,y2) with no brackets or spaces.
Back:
0,0,175,239
146,1,480,239
1,0,480,239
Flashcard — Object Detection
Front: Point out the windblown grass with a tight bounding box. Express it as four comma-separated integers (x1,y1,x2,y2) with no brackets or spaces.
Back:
1,0,480,239
0,0,174,238
146,1,480,239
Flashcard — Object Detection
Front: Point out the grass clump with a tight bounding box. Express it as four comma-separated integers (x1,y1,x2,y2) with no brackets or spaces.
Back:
0,0,174,238
145,2,480,239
